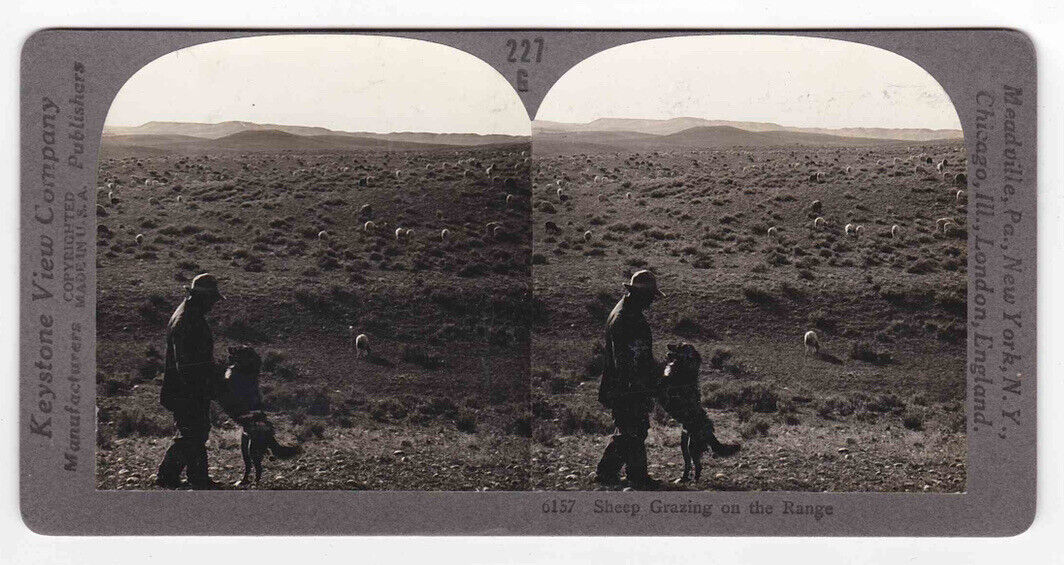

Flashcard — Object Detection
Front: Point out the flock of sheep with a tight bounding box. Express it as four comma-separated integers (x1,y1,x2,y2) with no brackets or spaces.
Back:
532,143,967,358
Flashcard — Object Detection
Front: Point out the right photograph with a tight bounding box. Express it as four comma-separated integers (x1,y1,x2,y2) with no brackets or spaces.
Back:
530,35,968,492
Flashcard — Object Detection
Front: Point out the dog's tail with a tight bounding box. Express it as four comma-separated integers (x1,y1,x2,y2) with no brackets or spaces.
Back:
266,436,302,459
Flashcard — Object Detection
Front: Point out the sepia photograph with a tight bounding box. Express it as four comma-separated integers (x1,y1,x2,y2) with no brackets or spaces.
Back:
529,35,969,492
94,34,533,490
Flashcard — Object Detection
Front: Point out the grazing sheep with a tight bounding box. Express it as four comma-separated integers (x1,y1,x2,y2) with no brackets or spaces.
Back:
317,230,329,240
506,194,515,208
135,233,144,245
855,225,864,237
106,182,114,190
556,187,565,199
404,228,413,239
813,217,825,230
363,220,377,233
96,204,107,217
352,330,370,359
936,161,945,172
942,221,956,235
395,227,405,241
440,228,450,241
359,204,372,218
845,166,852,175
583,230,593,242
767,226,779,239
936,217,953,233
845,223,856,237
176,195,183,203
804,330,820,355
485,221,501,236
956,190,966,204
891,224,901,239
108,191,117,204
394,170,402,179
493,225,504,239
816,171,825,183
625,192,632,199
486,165,494,176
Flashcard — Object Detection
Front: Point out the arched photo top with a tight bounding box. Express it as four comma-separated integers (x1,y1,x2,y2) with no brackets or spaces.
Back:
105,34,531,137
535,34,961,139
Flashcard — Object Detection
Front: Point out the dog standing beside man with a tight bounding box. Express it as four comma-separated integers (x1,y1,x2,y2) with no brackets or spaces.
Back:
596,270,740,489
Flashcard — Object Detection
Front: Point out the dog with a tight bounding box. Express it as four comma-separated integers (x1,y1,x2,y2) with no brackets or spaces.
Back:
222,345,301,487
657,343,741,482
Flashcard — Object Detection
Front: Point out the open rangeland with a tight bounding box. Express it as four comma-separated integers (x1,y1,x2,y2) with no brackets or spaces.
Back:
531,141,968,492
96,141,533,490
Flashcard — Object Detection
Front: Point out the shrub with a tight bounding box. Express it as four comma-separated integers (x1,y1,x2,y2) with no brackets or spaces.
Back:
455,410,478,433
902,409,926,431
113,407,171,437
849,341,893,365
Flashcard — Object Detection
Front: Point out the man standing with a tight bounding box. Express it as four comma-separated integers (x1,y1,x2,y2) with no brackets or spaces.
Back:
596,270,665,489
156,273,225,489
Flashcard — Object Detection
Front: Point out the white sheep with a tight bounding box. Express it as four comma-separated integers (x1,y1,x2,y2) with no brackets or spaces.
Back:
804,330,820,355
364,220,377,233
767,226,779,239
583,230,592,242
440,228,450,241
855,225,864,237
845,223,856,236
108,191,117,204
936,217,953,233
351,329,370,358
845,166,852,175
317,230,329,240
394,170,402,179
506,194,515,208
556,187,564,199
176,195,183,203
816,171,826,183
813,217,825,230
404,228,413,239
956,190,966,204
625,192,632,199
891,224,901,239
135,233,144,245
942,221,956,235
395,227,405,241
493,225,504,239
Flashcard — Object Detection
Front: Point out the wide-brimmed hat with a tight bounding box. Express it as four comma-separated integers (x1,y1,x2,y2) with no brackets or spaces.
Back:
623,269,665,298
188,273,225,300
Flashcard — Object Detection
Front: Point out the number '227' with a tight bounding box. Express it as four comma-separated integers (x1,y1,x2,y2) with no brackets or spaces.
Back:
506,38,545,63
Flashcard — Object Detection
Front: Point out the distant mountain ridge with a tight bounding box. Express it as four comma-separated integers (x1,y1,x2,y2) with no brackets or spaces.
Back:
102,120,530,147
532,117,962,142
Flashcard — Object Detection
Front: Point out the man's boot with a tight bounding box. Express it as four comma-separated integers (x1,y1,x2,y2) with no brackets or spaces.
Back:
186,444,221,490
156,442,188,488
625,440,660,490
595,435,626,485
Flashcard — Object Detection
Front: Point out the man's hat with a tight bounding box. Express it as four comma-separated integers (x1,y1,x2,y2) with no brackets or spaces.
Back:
624,269,665,298
189,273,225,300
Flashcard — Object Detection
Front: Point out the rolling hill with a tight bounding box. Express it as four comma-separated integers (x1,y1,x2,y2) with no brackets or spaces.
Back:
532,117,963,142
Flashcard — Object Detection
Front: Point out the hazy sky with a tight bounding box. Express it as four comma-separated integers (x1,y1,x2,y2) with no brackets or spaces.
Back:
536,35,962,130
106,35,531,135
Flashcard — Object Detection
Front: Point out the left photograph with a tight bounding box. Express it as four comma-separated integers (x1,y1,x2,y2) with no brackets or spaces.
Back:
94,35,533,490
